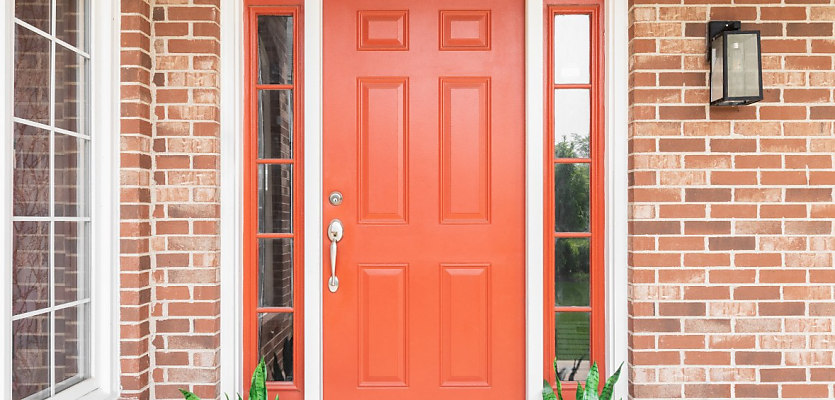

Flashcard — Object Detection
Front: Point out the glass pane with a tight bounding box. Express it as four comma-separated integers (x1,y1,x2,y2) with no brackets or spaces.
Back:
258,313,294,382
555,238,590,307
14,25,51,124
258,164,293,233
55,46,88,133
258,15,294,85
14,123,51,217
56,0,88,51
55,134,89,217
55,221,89,305
13,221,50,315
554,89,590,159
259,238,294,308
258,90,294,159
727,33,761,98
710,35,724,103
554,163,590,232
553,14,590,84
13,314,51,400
16,0,51,33
55,303,90,392
555,312,590,382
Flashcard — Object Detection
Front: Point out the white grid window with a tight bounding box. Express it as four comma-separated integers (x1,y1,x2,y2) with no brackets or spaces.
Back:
11,0,91,399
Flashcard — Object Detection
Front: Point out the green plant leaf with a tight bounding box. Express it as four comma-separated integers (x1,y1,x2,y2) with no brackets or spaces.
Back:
249,358,269,400
600,362,623,400
179,389,201,400
543,379,557,400
575,382,585,400
554,377,565,400
585,362,599,400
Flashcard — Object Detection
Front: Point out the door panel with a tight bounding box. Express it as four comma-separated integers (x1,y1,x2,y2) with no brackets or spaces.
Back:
323,1,525,398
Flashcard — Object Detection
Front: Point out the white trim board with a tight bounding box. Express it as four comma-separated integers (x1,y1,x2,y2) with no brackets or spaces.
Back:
217,1,630,399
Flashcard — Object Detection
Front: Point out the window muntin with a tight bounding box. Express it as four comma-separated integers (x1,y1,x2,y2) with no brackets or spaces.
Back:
11,0,91,398
546,3,605,387
244,5,303,397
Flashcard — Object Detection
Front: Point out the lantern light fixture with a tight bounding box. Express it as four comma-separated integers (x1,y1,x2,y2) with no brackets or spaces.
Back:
708,21,763,106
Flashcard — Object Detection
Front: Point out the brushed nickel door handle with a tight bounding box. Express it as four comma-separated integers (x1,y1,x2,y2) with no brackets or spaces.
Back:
327,219,343,293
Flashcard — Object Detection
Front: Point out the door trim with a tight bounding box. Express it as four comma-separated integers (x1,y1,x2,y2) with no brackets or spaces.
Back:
218,1,629,399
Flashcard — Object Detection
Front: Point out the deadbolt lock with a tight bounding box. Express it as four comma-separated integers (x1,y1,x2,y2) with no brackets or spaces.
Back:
329,191,343,206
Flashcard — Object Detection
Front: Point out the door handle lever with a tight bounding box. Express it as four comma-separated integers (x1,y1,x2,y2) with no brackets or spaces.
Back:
327,219,344,293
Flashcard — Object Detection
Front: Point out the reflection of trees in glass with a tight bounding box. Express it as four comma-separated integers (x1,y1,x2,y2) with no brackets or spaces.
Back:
555,238,590,300
554,134,590,232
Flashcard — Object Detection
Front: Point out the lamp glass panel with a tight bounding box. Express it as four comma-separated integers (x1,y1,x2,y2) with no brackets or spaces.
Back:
710,35,724,103
726,32,760,98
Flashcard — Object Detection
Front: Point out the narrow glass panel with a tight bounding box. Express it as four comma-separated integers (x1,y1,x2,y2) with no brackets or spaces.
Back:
258,90,294,159
13,221,50,315
259,238,294,308
16,0,51,33
710,35,724,103
258,164,293,233
554,312,590,382
553,14,590,84
554,163,590,232
555,238,590,307
14,25,51,124
54,134,88,217
554,89,590,159
55,46,88,133
13,314,51,400
56,0,88,51
55,303,90,392
726,33,760,98
14,123,51,217
258,313,294,382
258,15,294,85
55,221,89,305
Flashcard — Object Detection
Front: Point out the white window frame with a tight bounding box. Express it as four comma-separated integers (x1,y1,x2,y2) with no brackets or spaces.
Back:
219,1,629,399
0,1,120,399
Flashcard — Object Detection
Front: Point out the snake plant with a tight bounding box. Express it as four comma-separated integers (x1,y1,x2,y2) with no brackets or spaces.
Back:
542,360,623,400
180,358,277,400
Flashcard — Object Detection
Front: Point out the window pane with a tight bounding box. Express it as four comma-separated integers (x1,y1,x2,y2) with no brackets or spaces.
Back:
553,14,590,84
555,238,590,307
554,89,590,159
258,313,294,382
259,238,294,308
13,221,50,315
16,0,51,33
55,134,89,217
554,312,590,382
258,164,293,233
56,0,88,51
55,221,90,305
258,90,294,159
14,123,51,217
13,314,51,400
14,25,51,124
258,15,293,85
55,46,88,133
726,33,761,99
554,163,590,232
55,304,90,392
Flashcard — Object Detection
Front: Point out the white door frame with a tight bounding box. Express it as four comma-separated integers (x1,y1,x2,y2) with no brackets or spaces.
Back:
218,1,629,399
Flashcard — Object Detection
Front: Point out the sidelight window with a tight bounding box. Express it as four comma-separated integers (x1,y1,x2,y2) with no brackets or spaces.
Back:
545,2,606,388
244,3,304,398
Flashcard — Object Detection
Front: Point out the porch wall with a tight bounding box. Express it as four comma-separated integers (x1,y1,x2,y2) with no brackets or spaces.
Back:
628,2,835,399
120,0,222,399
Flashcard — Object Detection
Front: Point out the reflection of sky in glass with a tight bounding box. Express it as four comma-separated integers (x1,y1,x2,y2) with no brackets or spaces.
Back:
554,89,590,158
554,14,590,84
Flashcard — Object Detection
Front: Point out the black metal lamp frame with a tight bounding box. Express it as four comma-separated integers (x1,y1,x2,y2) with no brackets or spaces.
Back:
707,20,763,106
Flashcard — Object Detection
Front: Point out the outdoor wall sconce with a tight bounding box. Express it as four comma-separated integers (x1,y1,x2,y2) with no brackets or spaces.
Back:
708,21,763,106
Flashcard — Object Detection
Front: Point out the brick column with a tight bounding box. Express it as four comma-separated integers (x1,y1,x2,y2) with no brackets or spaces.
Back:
120,0,155,399
629,2,835,399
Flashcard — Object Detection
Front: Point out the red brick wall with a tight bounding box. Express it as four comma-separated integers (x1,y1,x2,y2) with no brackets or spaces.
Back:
120,0,222,399
628,2,835,399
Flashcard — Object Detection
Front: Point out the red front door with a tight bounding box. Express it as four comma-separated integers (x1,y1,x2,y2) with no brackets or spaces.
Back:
323,1,525,398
